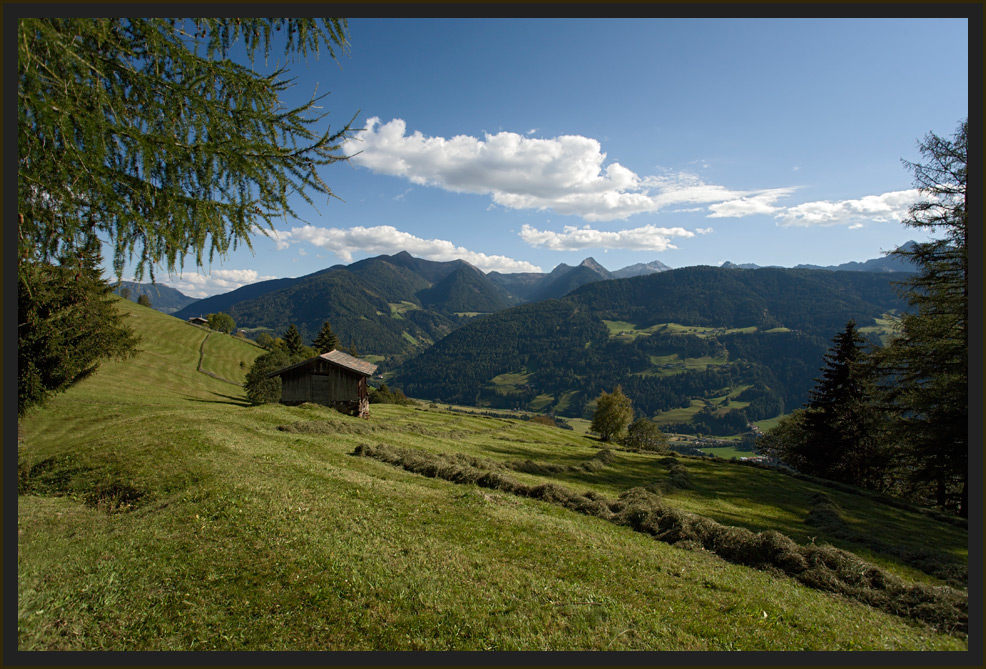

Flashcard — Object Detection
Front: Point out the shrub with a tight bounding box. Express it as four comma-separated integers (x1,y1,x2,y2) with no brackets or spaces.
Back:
244,349,294,404
528,415,556,427
369,383,415,406
622,418,669,452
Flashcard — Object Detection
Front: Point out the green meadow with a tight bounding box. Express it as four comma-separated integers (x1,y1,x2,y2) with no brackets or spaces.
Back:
16,299,968,651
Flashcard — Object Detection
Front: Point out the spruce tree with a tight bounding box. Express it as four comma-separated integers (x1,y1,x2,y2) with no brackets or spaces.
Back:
312,321,341,353
874,119,968,516
282,325,305,357
18,240,140,414
799,320,885,489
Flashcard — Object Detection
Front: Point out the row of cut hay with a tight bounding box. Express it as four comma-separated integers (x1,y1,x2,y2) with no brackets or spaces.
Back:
659,455,694,490
508,448,616,477
277,419,386,436
351,443,967,637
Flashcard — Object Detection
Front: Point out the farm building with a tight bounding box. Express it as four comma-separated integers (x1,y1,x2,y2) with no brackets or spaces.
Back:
266,350,378,418
187,316,208,326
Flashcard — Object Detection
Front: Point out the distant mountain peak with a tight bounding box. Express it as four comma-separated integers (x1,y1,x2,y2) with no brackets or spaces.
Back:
612,259,673,278
579,257,613,278
720,261,763,270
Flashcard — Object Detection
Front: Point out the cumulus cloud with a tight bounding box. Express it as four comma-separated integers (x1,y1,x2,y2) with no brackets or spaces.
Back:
343,118,799,222
276,224,542,273
343,117,923,234
520,223,694,252
161,269,279,299
775,189,921,227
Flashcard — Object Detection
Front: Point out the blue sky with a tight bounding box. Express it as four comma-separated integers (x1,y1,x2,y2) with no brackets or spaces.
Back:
122,18,969,298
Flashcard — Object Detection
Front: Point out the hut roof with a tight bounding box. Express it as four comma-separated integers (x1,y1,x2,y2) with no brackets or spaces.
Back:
266,349,378,379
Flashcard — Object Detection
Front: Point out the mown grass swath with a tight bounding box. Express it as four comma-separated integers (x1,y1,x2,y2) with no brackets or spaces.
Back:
16,298,968,651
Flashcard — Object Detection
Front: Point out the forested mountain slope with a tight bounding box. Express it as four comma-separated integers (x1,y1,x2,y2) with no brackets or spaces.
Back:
112,281,199,314
392,267,909,429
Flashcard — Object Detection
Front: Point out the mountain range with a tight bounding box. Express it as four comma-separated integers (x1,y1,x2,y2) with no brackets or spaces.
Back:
151,244,916,362
391,265,911,429
720,242,919,273
171,252,673,357
111,281,199,314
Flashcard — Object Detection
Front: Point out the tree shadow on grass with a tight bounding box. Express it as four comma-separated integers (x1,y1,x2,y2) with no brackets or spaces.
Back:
185,392,253,407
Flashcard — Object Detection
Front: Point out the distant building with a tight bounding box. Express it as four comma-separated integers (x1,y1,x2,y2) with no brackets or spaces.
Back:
188,316,208,326
266,350,378,418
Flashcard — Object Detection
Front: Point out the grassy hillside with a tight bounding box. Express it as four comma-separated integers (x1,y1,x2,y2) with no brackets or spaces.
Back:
16,299,968,651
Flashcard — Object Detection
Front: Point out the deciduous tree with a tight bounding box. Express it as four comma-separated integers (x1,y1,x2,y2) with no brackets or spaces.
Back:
591,386,634,442
244,350,292,405
623,417,669,452
207,312,236,334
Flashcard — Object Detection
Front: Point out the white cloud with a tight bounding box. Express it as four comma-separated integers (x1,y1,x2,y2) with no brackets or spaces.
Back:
776,189,921,227
694,227,715,235
708,188,796,218
520,223,694,252
344,118,799,222
344,117,923,232
160,269,279,299
276,224,542,273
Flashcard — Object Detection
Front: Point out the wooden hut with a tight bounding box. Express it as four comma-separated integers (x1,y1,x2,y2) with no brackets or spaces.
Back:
266,350,378,418
188,316,208,326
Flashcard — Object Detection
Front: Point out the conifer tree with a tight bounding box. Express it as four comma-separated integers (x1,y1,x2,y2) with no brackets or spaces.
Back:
17,18,354,411
282,324,305,357
18,18,354,279
799,320,886,489
874,119,968,516
312,321,341,353
18,239,140,414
